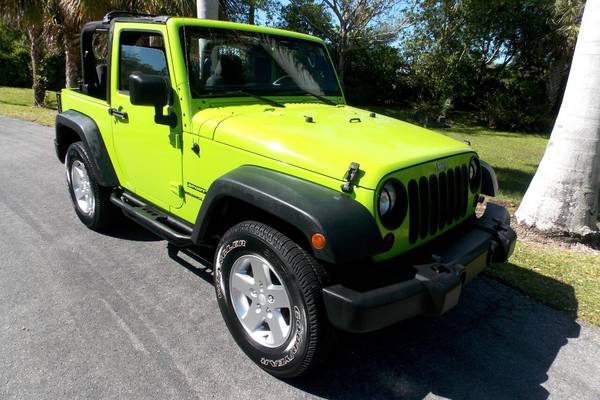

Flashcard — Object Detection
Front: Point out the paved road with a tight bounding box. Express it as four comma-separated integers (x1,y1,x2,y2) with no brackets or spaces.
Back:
0,116,599,400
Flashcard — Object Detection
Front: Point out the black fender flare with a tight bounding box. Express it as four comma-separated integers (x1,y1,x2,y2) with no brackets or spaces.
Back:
191,166,383,264
55,110,119,187
480,160,498,197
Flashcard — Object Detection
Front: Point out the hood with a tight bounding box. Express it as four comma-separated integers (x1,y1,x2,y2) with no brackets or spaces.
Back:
210,104,472,189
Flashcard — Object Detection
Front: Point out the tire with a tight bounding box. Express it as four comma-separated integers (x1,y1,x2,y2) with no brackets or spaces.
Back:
214,221,332,378
65,141,118,230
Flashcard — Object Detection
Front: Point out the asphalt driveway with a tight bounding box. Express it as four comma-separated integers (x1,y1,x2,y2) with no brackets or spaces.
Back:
0,116,598,399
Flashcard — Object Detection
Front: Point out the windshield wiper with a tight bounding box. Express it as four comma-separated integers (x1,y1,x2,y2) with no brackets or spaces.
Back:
303,91,337,106
200,90,285,108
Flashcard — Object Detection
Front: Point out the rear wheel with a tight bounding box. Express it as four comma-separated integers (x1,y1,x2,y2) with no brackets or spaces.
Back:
65,141,119,230
214,221,332,378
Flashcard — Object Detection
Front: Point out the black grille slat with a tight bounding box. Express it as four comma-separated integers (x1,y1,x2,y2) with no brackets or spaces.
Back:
429,175,439,235
447,169,455,224
454,167,462,221
460,165,468,217
455,166,463,220
438,171,447,230
408,180,420,244
404,162,468,244
418,177,429,239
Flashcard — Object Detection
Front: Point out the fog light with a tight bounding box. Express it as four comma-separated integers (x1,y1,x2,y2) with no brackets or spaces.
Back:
475,197,487,218
382,233,395,251
473,193,484,207
311,233,327,250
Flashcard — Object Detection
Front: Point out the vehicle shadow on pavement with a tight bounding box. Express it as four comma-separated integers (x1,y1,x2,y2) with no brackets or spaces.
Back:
100,218,164,242
290,273,579,400
167,244,215,286
167,246,580,399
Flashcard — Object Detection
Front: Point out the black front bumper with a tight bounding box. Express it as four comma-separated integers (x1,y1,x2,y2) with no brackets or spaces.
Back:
322,203,516,333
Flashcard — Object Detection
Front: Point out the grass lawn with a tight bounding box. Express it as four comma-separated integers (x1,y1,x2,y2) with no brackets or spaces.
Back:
0,86,58,126
441,127,548,206
486,241,600,325
1,92,598,325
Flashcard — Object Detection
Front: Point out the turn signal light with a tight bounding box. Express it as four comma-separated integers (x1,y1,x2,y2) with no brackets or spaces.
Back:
311,233,327,250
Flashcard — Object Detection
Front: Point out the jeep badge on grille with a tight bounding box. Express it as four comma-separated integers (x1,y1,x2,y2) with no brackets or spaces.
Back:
436,161,448,171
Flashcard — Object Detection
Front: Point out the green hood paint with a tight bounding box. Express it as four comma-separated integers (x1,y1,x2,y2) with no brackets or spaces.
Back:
206,103,472,189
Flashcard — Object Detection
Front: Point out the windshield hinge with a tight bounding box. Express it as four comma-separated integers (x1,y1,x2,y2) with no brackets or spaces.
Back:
341,162,361,193
171,132,183,149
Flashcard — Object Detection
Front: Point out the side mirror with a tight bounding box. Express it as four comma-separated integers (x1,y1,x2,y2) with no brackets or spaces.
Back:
128,73,177,128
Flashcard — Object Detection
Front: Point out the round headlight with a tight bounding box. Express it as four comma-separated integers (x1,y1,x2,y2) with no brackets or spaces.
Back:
379,182,396,216
469,156,481,191
377,179,408,229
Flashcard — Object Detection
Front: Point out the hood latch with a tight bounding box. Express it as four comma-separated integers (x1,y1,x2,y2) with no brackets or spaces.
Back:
341,162,360,193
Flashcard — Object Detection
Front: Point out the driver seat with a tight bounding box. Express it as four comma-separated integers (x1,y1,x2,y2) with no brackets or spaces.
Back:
206,54,244,87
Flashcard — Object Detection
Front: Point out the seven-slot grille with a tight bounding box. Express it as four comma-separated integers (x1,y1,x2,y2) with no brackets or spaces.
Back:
407,164,469,243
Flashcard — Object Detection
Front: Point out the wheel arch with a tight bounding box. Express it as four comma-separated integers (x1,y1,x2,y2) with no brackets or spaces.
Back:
191,166,383,265
55,110,119,187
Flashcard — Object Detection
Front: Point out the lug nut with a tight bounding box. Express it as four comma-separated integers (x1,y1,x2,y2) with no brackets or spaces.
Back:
268,295,274,303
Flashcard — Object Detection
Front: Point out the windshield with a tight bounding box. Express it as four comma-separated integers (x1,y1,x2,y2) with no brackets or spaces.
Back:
180,26,342,98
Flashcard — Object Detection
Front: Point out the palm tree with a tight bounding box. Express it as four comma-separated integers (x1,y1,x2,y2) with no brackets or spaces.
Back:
0,0,48,106
55,1,200,87
516,0,600,239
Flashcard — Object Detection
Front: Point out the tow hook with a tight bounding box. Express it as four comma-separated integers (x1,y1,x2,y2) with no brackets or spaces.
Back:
414,262,464,315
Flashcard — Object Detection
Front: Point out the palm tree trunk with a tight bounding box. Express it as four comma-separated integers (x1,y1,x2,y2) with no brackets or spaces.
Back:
248,0,256,25
197,0,219,19
337,28,347,83
515,0,600,237
64,28,80,88
28,26,45,106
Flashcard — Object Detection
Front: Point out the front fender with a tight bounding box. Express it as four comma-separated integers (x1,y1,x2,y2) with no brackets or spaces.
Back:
192,166,382,264
480,160,499,197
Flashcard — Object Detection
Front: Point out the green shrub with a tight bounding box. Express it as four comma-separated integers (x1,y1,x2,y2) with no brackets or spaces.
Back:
480,71,553,132
39,52,65,91
0,23,31,87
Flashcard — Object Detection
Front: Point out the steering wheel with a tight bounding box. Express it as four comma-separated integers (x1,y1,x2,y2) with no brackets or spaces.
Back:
272,75,293,86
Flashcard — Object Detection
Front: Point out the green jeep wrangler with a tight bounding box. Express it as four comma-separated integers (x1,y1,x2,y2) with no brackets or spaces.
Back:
55,11,516,377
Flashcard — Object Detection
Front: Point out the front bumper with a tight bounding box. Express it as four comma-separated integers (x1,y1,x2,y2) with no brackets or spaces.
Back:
322,203,516,333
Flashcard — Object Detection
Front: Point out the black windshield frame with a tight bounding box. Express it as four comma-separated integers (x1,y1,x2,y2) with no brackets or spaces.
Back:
180,26,343,99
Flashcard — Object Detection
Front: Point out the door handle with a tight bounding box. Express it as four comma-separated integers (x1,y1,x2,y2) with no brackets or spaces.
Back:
108,107,128,119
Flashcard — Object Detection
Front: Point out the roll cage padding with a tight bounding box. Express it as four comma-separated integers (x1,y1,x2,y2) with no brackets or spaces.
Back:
192,166,383,264
480,160,499,197
55,110,119,187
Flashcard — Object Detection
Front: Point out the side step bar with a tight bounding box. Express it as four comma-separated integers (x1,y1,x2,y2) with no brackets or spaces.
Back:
110,192,193,247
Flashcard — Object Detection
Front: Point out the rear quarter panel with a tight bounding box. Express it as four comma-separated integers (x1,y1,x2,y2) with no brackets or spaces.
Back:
59,89,124,184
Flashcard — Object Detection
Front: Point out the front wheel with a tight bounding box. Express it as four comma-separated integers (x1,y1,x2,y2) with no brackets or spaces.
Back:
214,221,332,378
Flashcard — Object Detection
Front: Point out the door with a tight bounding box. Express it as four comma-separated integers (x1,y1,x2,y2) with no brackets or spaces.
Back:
110,27,183,209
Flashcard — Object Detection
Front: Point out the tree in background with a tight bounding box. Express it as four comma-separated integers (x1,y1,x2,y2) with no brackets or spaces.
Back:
401,0,567,129
222,0,276,24
0,0,49,105
547,0,585,114
343,42,407,106
0,23,34,88
49,1,202,87
280,0,404,82
516,0,600,239
0,0,587,135
279,0,334,39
